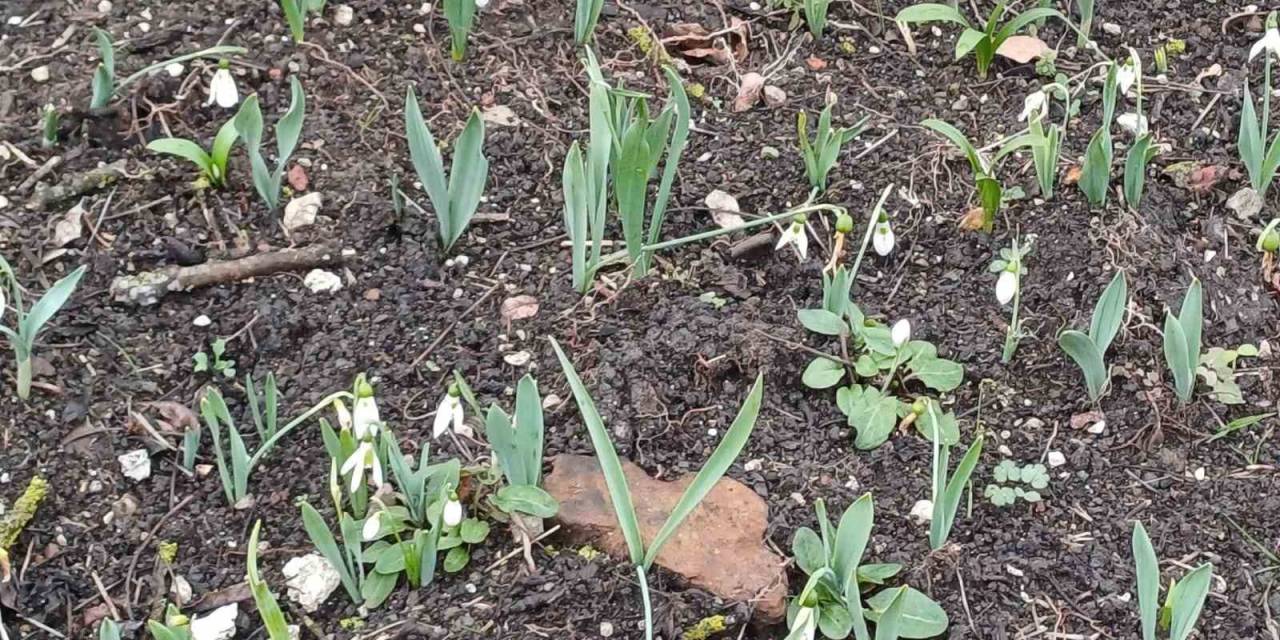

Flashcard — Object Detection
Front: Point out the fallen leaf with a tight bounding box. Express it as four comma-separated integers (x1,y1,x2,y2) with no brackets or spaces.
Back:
1070,410,1105,431
49,203,85,248
664,19,750,65
145,400,200,434
704,190,745,229
500,295,539,326
958,206,985,231
1194,63,1222,86
763,85,787,107
805,56,828,71
732,73,765,112
481,105,520,127
1063,165,1083,186
1164,161,1226,194
287,164,309,191
995,35,1049,63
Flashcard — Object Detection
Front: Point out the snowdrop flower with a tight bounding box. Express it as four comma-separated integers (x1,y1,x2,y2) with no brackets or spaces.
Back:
442,493,464,528
352,376,380,439
362,512,383,541
891,319,911,347
1252,12,1280,62
475,0,490,7
996,269,1018,305
339,441,383,493
205,60,238,109
791,606,818,640
1116,112,1149,137
433,385,465,439
775,214,808,261
1018,89,1047,122
1116,61,1137,97
872,213,894,256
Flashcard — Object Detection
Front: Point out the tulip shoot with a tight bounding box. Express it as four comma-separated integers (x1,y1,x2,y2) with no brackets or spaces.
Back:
234,77,307,211
798,104,868,193
405,87,489,253
1161,278,1203,404
1240,12,1280,197
0,256,86,401
1057,271,1128,402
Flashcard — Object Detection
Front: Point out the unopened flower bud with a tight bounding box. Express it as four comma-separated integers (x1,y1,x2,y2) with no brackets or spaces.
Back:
835,213,853,234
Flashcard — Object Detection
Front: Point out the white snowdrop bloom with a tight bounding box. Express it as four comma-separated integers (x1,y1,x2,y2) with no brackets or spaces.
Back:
775,218,808,261
339,441,383,493
475,0,490,7
443,496,464,527
872,220,895,256
432,388,465,439
1018,90,1047,122
206,63,239,109
996,270,1018,305
891,319,911,347
362,513,383,541
1252,13,1280,62
1116,62,1137,97
352,380,380,440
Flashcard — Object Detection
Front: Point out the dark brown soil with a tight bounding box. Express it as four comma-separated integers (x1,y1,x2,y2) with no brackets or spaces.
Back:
2,0,1278,638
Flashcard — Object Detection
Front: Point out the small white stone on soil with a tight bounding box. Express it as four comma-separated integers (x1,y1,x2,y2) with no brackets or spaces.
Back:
30,66,49,83
304,269,343,294
599,622,614,637
190,603,238,640
118,449,151,481
284,192,322,231
171,575,193,605
1006,564,1025,577
763,85,787,107
165,62,184,77
413,23,426,33
6,16,22,25
193,314,212,327
1227,186,1264,219
1102,22,1122,35
97,0,113,12
1047,451,1066,468
743,459,762,472
283,553,342,613
790,492,806,506
1193,467,1206,481
503,350,531,367
998,444,1013,457
140,8,151,19
137,22,150,32
1087,420,1106,435
910,499,933,524
707,428,717,437
334,5,354,26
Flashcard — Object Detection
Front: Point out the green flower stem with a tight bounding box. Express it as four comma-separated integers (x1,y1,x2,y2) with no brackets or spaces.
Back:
637,565,654,640
117,46,248,96
248,390,353,471
16,356,32,401
1002,273,1022,363
846,185,894,294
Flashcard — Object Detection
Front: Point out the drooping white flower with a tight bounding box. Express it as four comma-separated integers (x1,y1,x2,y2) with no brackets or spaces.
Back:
1252,13,1280,62
1115,61,1137,97
790,606,818,640
352,378,380,440
339,441,383,493
1116,112,1149,137
996,270,1018,305
205,62,238,109
1018,90,1047,122
443,495,463,527
432,387,465,439
361,513,383,541
891,319,911,347
332,398,352,430
775,217,808,261
475,0,490,7
872,220,895,256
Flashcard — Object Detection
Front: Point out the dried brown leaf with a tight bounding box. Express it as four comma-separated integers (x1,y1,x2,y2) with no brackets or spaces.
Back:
501,295,539,325
733,73,765,112
995,35,1049,63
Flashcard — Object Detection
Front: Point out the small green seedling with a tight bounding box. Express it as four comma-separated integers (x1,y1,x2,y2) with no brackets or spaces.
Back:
404,88,489,253
147,117,240,188
1075,0,1094,48
920,119,1025,231
1161,278,1202,404
444,0,478,61
41,105,59,149
146,604,192,640
0,257,86,401
574,0,604,45
484,375,559,521
1080,62,1120,207
193,338,236,378
928,402,983,550
1197,344,1258,405
233,77,307,211
280,0,326,43
804,0,833,38
895,2,1064,79
798,104,869,193
247,521,291,640
1058,271,1128,402
984,460,1048,506
1132,521,1213,640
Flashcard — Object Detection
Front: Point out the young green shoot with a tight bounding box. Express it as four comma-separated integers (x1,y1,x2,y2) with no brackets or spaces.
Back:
551,338,764,640
1074,0,1094,48
1058,271,1128,402
1021,83,1069,199
1080,61,1119,207
798,104,869,193
1122,49,1159,210
804,0,832,38
920,119,1023,231
990,237,1032,363
0,256,86,401
281,0,326,43
574,0,604,45
87,29,245,110
300,502,365,605
233,77,307,211
147,117,240,189
895,3,1065,79
483,375,559,520
1132,521,1213,640
1240,12,1280,198
41,105,58,149
247,521,291,640
405,88,489,254
1161,278,1203,404
928,400,982,550
444,0,478,61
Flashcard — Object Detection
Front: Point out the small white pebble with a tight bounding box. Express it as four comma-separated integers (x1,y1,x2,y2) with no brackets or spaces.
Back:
164,62,184,77
599,622,614,638
413,23,426,33
1047,451,1067,468
137,22,151,33
707,428,718,437
334,4,354,26
140,8,152,19
97,0,113,12
743,459,762,472
1193,467,1206,481
30,66,50,83
1006,565,1025,577
998,445,1013,457
6,16,22,26
1087,420,1106,435
193,315,212,327
790,492,806,506
464,583,477,594
910,499,933,524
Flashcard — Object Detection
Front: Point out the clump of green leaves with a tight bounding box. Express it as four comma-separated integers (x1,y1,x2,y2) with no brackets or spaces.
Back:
444,0,478,61
551,338,764,640
300,502,366,606
0,256,86,401
1058,271,1128,402
234,78,306,211
920,119,1023,231
984,460,1048,506
787,495,949,640
147,117,239,189
1122,49,1160,210
1240,12,1280,198
1079,61,1119,207
798,104,868,193
193,338,236,378
247,521,292,640
87,28,245,110
1161,278,1202,404
1022,83,1069,198
404,88,489,254
803,0,832,38
1197,344,1258,405
281,0,326,43
895,3,1063,79
928,405,982,550
1132,521,1213,640
574,0,604,45
484,375,559,521
359,505,442,607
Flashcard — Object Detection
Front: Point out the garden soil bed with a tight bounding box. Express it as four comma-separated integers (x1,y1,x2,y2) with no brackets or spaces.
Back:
1,0,1278,638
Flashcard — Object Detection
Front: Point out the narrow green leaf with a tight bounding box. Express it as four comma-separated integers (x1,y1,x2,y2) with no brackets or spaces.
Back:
1123,133,1155,209
642,372,764,569
281,0,305,42
1079,128,1113,207
791,526,826,575
300,502,360,603
275,77,307,171
247,521,292,640
1089,271,1128,353
209,118,240,185
1163,312,1192,402
832,493,873,596
920,119,984,174
895,3,971,27
1179,278,1202,375
574,0,604,45
20,265,86,341
995,8,1063,41
1058,330,1107,401
616,122,651,265
404,87,452,242
1240,81,1263,188
1168,564,1213,640
955,28,986,60
934,434,983,549
444,109,488,250
1132,521,1160,640
872,586,908,640
147,138,213,173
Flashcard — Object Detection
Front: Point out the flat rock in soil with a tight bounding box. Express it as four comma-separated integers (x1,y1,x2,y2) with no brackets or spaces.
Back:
543,454,787,623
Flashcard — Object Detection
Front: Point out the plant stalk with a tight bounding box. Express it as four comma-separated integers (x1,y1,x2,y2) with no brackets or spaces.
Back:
637,565,654,640
15,356,32,401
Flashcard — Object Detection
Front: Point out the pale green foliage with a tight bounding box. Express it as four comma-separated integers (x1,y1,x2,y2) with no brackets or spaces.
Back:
484,375,558,519
404,87,489,253
147,117,240,188
1075,0,1094,47
1026,84,1069,198
444,0,478,61
234,77,307,211
920,119,1025,231
1080,62,1119,207
41,104,59,149
193,338,236,378
1197,344,1258,405
985,460,1048,506
804,0,832,38
1122,49,1159,210
895,3,1064,79
1240,12,1280,195
1161,278,1202,404
147,604,192,640
798,104,868,192
1132,522,1213,640
551,338,764,640
1058,271,1128,402
247,521,291,640
0,255,86,400
574,0,604,45
300,502,365,604
281,0,325,43
929,407,982,550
